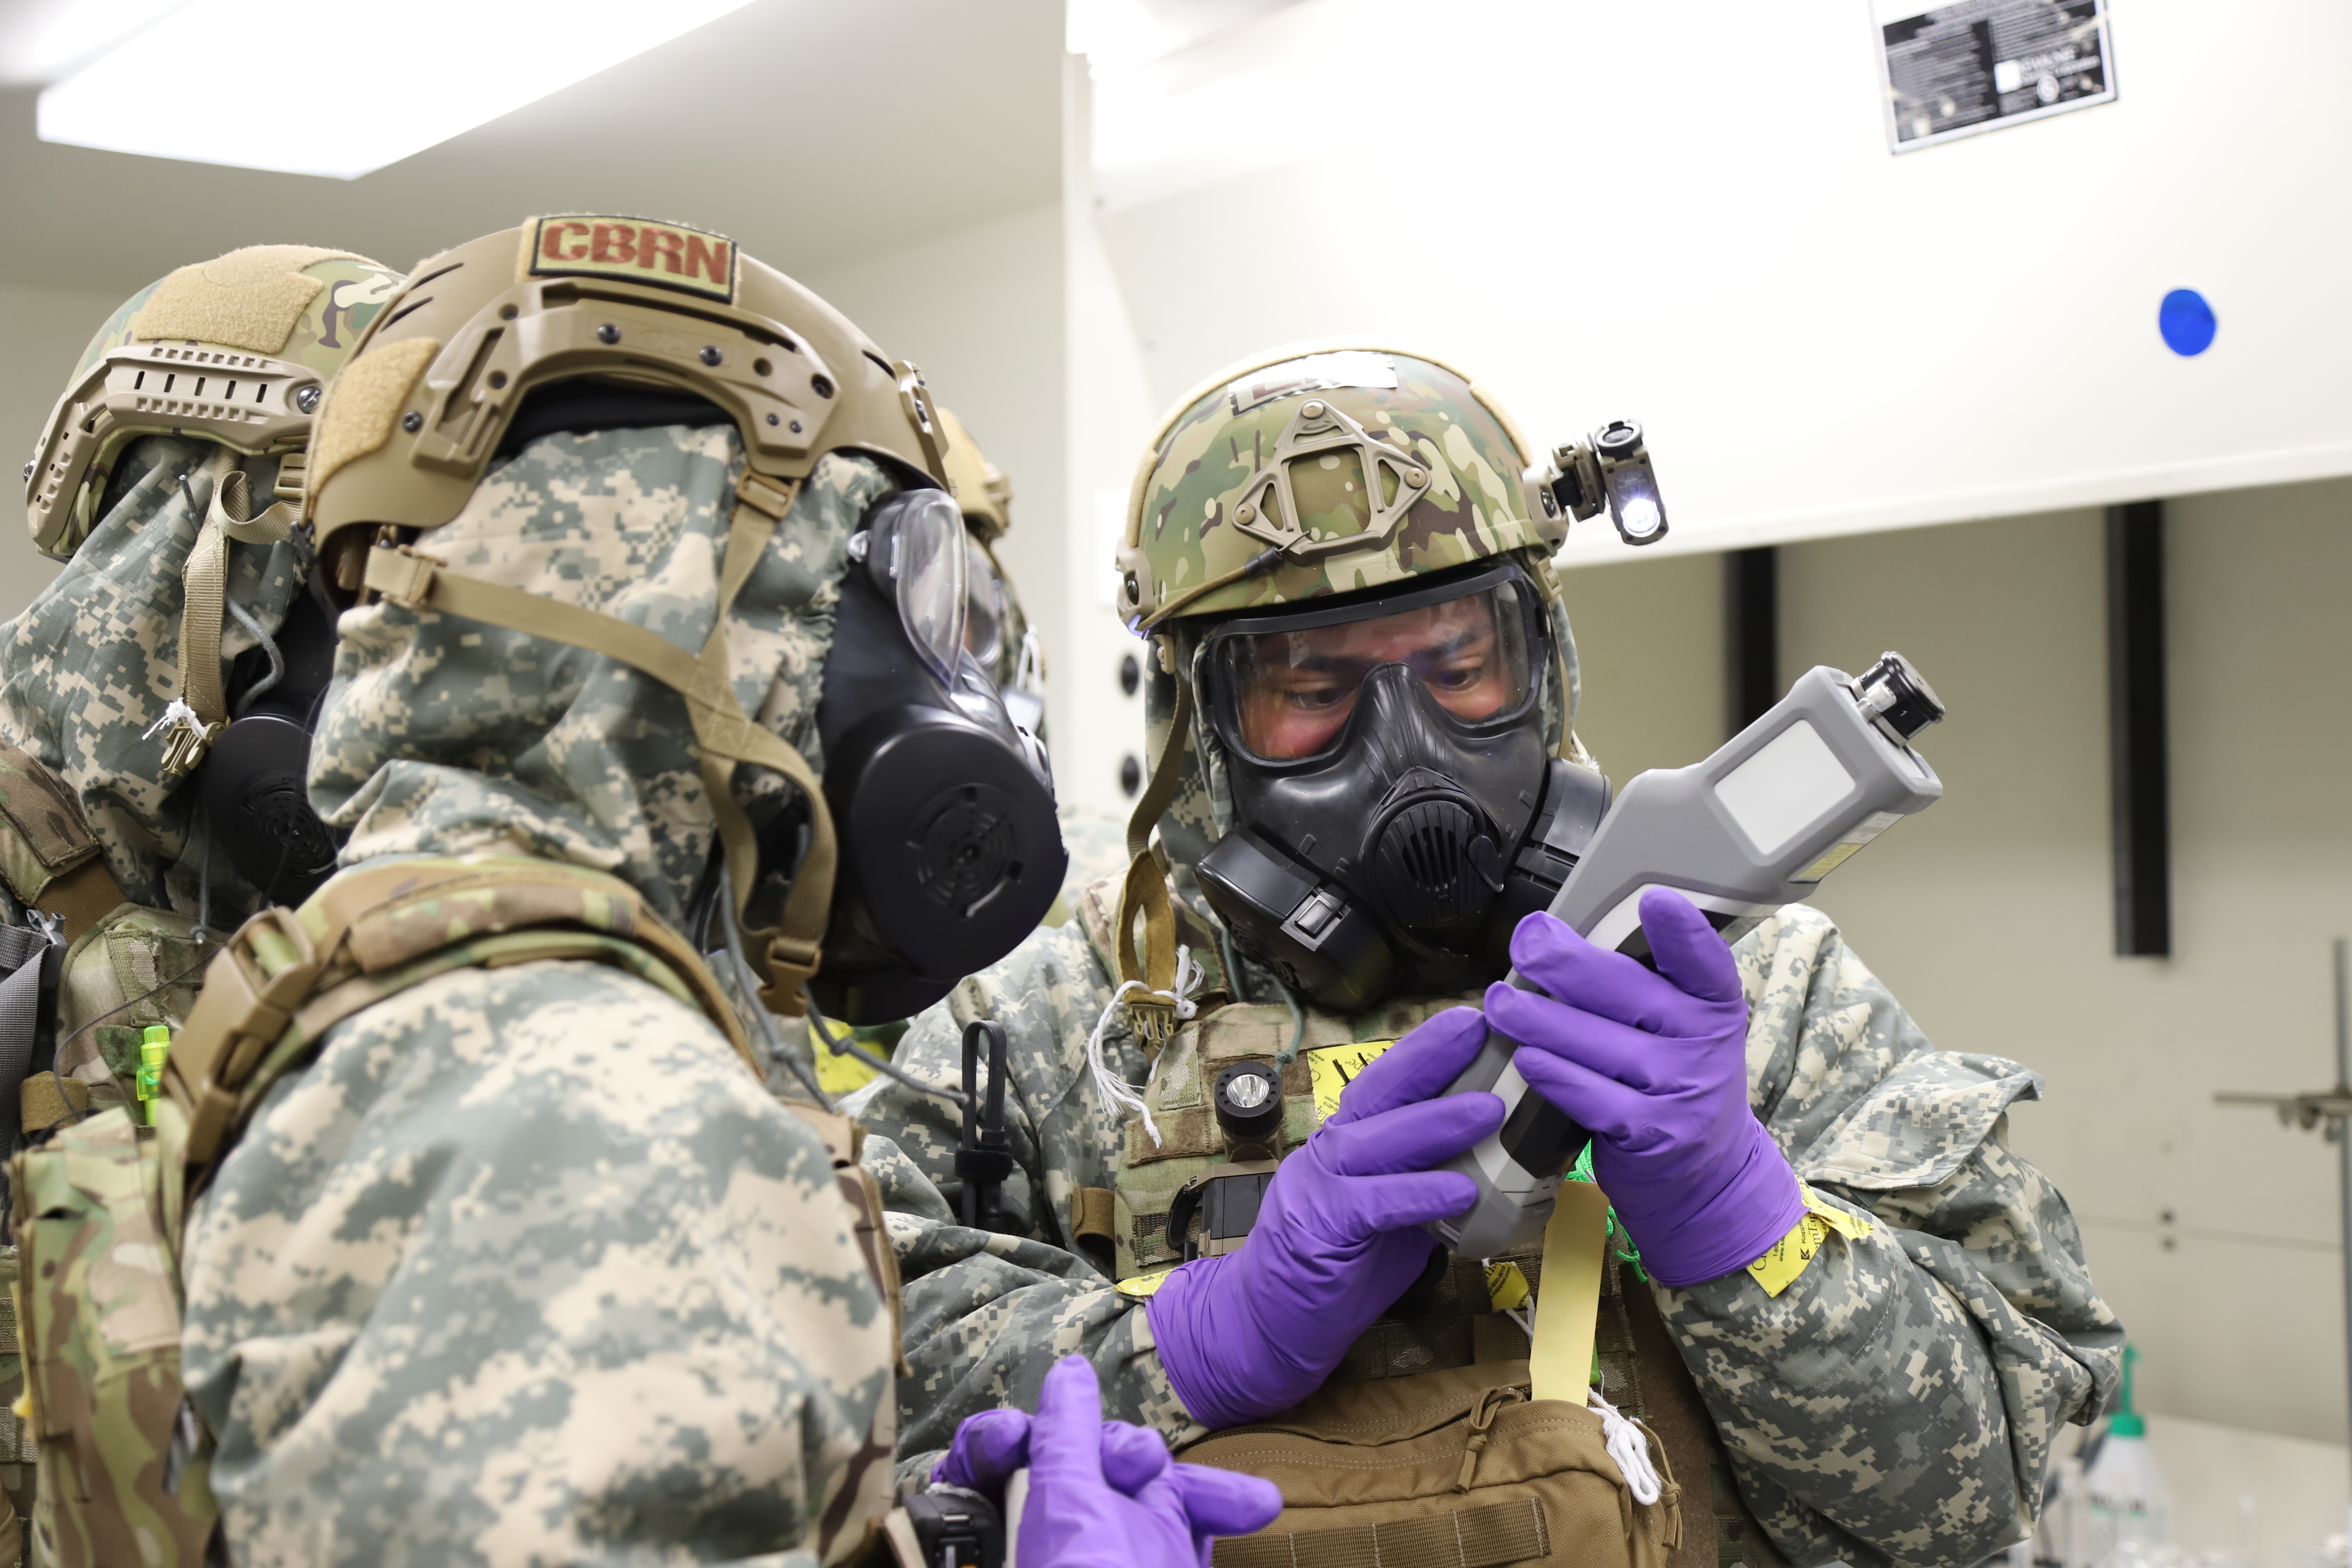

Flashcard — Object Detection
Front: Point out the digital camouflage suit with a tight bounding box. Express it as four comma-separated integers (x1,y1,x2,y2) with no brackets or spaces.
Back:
850,349,2124,1568
0,249,404,1116
0,248,398,1564
175,427,901,1566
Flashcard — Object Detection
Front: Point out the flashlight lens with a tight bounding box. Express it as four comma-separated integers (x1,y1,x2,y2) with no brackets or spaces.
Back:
1604,458,1667,547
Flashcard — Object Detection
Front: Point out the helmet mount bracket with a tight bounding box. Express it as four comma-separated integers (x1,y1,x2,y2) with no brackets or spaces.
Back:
1228,396,1431,565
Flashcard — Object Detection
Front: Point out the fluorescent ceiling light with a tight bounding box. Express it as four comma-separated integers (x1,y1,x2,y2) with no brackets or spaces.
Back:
19,0,191,81
38,0,758,179
1067,0,1305,71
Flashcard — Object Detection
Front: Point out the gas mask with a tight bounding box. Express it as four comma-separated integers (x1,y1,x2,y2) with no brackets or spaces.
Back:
1193,561,1609,1011
963,534,1046,738
778,487,1063,1024
194,577,344,905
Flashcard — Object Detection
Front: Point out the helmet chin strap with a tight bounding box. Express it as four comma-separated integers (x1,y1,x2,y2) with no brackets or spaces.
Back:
155,450,306,781
1112,662,1195,1053
360,466,839,1017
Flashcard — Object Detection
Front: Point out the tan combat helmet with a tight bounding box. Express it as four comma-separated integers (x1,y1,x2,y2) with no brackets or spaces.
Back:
25,248,406,779
304,215,953,1014
937,404,1012,541
25,247,403,560
937,406,1043,729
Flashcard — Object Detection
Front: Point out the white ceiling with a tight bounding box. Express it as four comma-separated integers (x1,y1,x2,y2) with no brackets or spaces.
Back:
0,0,1063,297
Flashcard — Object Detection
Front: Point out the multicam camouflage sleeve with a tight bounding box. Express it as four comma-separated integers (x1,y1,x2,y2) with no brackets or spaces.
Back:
1660,904,2125,1568
844,917,1205,1478
178,959,899,1568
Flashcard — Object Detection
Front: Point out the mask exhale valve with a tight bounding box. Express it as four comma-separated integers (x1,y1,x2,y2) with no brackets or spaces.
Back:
1425,652,1947,1257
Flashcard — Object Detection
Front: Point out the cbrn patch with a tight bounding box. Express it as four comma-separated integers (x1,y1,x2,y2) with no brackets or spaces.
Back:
526,215,737,303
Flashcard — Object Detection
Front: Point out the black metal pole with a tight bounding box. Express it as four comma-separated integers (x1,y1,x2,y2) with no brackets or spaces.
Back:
2105,504,2171,957
1725,547,1778,739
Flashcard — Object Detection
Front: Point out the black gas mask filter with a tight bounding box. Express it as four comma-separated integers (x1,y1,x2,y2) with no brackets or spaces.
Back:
780,488,1064,1024
1193,562,1609,1012
196,572,345,906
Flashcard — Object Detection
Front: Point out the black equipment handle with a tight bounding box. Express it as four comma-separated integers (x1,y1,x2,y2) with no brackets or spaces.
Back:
956,1020,1014,1232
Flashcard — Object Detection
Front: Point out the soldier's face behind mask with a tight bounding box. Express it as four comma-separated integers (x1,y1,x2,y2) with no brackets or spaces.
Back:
1192,565,1571,1011
1230,593,1525,761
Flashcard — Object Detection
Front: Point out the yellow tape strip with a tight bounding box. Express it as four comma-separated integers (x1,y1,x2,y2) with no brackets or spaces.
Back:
1484,1261,1531,1312
1528,1179,1611,1404
1306,1039,1395,1121
810,1015,879,1097
1116,1269,1176,1300
1746,1182,1874,1298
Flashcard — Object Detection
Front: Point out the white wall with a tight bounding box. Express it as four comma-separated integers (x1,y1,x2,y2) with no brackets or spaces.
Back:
798,198,1077,759
1561,485,2352,1446
1075,0,2352,560
1056,51,1157,823
0,279,118,620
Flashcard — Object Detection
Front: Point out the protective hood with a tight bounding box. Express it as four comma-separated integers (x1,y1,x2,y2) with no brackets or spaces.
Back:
0,433,307,917
308,423,874,932
1142,545,1586,913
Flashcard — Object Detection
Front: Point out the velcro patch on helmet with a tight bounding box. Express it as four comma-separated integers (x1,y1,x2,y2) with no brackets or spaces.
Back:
130,244,367,355
526,216,737,303
308,337,439,499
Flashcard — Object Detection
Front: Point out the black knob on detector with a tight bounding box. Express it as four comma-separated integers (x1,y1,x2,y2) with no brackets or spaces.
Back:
1213,1062,1283,1143
1857,651,1944,741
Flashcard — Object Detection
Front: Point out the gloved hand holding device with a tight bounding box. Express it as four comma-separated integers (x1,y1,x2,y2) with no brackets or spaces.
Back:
937,1356,1283,1568
1145,1007,1504,1427
1484,889,1806,1287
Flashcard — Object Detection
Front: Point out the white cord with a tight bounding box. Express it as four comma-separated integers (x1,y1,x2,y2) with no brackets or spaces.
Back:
1084,943,1202,1149
1587,1383,1662,1505
142,697,206,743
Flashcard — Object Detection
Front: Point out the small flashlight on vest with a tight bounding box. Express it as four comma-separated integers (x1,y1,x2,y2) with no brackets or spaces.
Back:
1213,1063,1280,1132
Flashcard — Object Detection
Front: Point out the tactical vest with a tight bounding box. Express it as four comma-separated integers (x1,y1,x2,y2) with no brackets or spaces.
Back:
1095,915,1785,1568
0,740,208,1566
11,854,903,1568
0,740,201,1140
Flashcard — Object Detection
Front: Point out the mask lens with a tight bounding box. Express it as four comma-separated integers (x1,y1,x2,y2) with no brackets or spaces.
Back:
882,490,967,687
1212,577,1536,762
964,536,1006,671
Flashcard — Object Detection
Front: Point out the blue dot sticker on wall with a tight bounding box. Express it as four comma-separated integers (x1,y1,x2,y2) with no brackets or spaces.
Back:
2159,289,2216,356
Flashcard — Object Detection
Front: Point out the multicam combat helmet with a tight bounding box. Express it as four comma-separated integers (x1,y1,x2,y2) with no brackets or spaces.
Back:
1104,345,1599,1042
24,247,403,560
1114,345,1570,632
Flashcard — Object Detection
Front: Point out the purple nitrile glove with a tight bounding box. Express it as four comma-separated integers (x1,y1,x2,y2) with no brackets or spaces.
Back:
1485,889,1805,1289
1006,1356,1283,1568
1145,1007,1504,1428
931,1401,1171,1497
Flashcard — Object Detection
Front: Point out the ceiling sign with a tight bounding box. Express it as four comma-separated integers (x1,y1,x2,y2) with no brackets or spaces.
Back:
1873,0,2116,153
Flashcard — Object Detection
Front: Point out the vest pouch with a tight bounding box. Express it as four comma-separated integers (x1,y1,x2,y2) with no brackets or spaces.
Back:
55,905,206,1116
1183,1361,1679,1568
12,1107,216,1566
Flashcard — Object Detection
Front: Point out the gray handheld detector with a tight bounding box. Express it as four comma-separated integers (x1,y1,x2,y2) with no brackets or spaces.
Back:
1424,652,1946,1257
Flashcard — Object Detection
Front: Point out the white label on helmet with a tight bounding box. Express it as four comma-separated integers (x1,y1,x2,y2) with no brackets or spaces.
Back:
1231,352,1400,413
